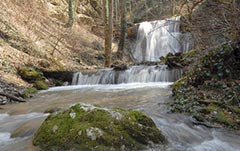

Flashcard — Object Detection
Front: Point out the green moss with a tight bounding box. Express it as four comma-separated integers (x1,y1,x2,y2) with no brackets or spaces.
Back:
123,110,166,144
172,76,187,90
33,104,167,151
18,67,44,82
34,80,48,90
213,110,231,126
205,105,218,112
22,87,38,98
181,49,197,61
229,106,240,114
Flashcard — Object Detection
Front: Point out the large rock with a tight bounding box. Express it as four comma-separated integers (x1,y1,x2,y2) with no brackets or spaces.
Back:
127,25,139,39
33,104,167,151
18,67,44,82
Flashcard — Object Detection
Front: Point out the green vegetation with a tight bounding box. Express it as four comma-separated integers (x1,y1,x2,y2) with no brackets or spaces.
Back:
171,43,240,129
34,80,48,90
22,87,38,98
18,67,49,90
18,67,44,82
160,49,197,68
33,104,167,151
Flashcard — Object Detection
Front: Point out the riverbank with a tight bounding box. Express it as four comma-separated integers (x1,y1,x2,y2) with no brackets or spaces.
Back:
171,42,240,130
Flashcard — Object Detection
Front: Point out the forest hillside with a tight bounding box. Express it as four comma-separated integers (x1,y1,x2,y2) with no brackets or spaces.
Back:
0,0,106,86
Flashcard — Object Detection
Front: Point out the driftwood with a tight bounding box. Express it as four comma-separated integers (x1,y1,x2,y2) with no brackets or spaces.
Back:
0,92,26,103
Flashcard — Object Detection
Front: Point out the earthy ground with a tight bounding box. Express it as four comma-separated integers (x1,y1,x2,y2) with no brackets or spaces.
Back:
0,0,108,87
0,0,135,104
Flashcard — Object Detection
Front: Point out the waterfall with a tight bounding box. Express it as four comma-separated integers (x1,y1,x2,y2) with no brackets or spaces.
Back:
71,16,193,85
132,16,193,63
72,65,182,85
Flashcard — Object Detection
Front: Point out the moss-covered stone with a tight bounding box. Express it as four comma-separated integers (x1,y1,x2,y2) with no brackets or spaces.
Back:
34,80,48,90
33,104,167,151
18,67,44,82
22,87,38,98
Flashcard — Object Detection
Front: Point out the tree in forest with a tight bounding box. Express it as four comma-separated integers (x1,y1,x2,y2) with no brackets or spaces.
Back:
66,0,75,27
103,0,113,67
117,0,127,58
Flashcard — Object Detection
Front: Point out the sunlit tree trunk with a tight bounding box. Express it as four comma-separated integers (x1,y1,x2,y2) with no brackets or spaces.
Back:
117,0,127,58
66,0,75,27
103,0,113,67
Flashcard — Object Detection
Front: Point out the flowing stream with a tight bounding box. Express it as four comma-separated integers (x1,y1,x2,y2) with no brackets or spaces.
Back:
0,17,239,151
1,83,240,151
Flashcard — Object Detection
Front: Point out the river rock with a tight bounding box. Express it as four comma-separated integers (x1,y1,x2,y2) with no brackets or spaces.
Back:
33,103,167,151
18,67,44,83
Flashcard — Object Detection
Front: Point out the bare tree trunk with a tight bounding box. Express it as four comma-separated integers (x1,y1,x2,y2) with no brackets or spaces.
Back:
115,0,119,23
117,0,127,58
66,0,75,28
103,0,113,67
171,0,175,15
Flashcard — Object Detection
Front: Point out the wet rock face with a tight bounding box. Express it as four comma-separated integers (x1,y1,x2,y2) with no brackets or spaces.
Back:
33,104,167,151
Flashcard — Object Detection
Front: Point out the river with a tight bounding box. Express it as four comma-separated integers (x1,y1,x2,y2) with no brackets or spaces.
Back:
0,82,239,151
1,16,239,151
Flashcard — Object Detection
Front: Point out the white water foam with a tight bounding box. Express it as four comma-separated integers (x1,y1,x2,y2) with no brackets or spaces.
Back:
72,65,182,85
41,82,172,92
0,132,14,146
191,137,240,151
0,113,9,120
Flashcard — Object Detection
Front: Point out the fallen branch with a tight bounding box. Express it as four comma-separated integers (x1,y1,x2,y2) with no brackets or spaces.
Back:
0,92,26,103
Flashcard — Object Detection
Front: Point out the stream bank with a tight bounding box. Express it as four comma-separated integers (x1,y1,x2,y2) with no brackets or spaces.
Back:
171,42,240,130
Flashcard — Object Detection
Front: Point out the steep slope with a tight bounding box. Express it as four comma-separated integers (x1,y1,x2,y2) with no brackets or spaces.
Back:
0,0,104,86
171,42,240,129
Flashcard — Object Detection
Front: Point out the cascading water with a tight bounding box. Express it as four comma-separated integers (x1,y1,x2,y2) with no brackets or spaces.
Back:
72,65,182,85
72,16,193,85
132,16,193,63
1,16,239,151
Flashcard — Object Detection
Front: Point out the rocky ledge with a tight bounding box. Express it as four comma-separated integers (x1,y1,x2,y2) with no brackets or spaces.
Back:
0,80,26,105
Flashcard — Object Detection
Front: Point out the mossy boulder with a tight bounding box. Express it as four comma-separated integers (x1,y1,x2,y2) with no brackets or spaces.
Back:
18,67,44,82
18,67,49,90
34,80,48,90
33,104,167,151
